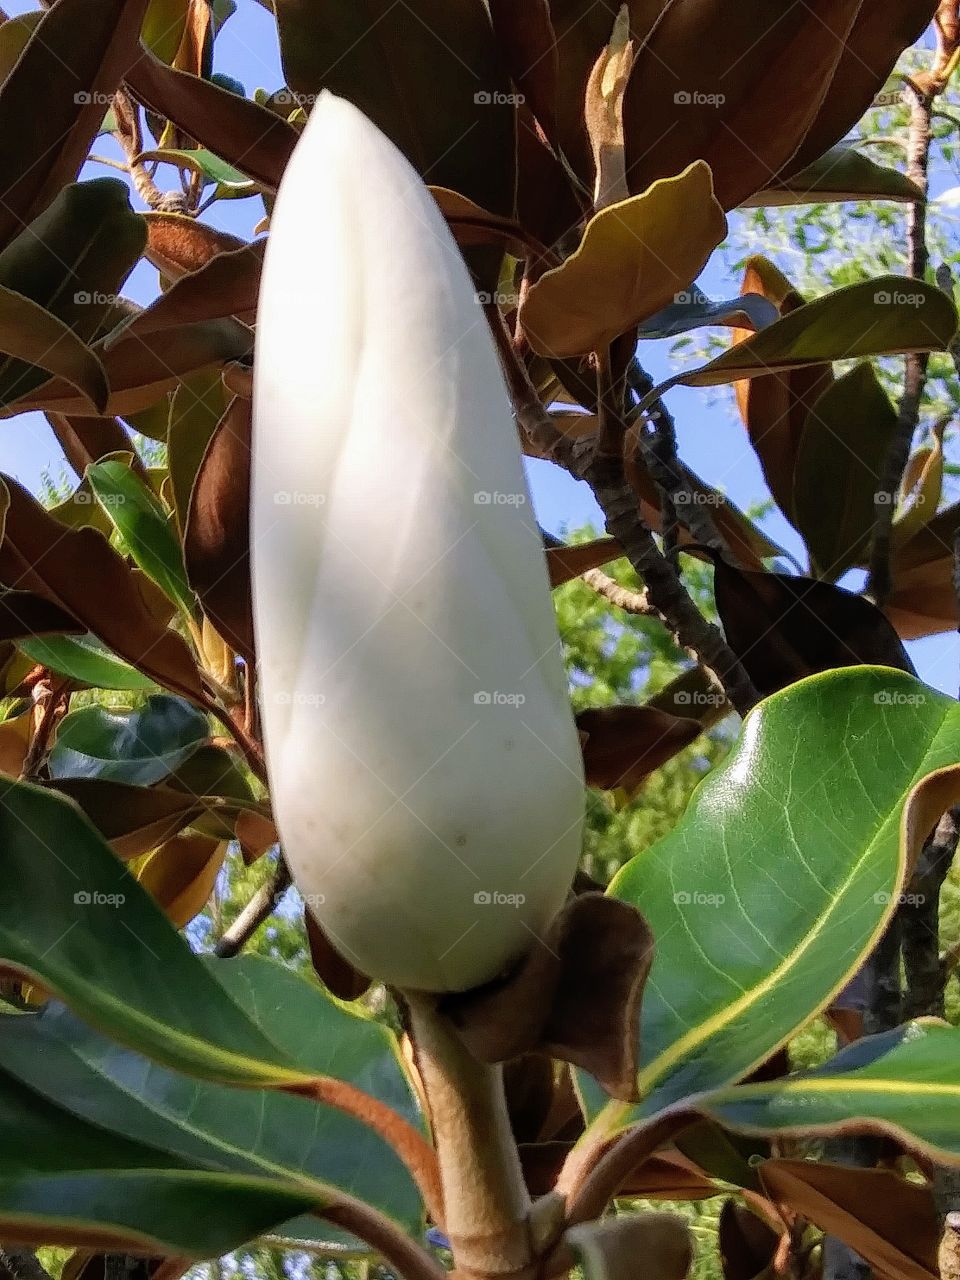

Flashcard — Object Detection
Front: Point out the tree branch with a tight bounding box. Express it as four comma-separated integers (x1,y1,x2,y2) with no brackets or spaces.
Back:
868,80,933,605
489,309,759,716
213,858,291,957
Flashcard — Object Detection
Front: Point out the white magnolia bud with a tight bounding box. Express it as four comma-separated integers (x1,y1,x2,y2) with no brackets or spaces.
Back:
252,93,584,992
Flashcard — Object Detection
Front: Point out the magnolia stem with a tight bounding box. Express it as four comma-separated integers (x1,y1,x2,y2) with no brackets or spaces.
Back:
404,993,534,1279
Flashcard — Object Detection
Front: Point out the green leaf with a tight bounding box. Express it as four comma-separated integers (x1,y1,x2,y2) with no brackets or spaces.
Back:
0,1051,317,1256
0,778,317,1086
701,1020,960,1162
589,668,960,1128
86,460,195,616
211,957,423,1127
142,0,189,63
48,694,209,784
792,363,899,578
17,635,157,691
0,989,424,1251
746,145,922,206
0,12,43,83
137,147,254,192
644,278,958,402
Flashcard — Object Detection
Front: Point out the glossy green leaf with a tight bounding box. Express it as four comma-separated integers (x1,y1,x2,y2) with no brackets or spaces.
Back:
0,778,319,1087
792,363,899,578
0,984,424,1250
702,1020,960,1162
86,460,195,616
0,1053,317,1256
137,147,253,192
0,773,432,1105
18,635,156,692
585,668,960,1130
746,146,922,206
644,278,958,404
48,694,209,784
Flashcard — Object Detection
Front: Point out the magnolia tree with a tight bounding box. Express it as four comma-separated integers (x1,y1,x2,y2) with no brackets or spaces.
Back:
5,3,960,1280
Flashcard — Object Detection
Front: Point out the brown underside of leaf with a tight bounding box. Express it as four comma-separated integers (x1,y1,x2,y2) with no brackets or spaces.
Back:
441,893,653,1101
576,705,702,792
183,395,255,663
712,558,915,698
0,474,202,700
759,1159,940,1280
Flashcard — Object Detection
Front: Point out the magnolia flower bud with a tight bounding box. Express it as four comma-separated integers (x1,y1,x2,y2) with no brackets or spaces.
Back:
252,93,584,993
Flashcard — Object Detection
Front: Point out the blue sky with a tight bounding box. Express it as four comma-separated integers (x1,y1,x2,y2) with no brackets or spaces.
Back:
2,0,956,694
